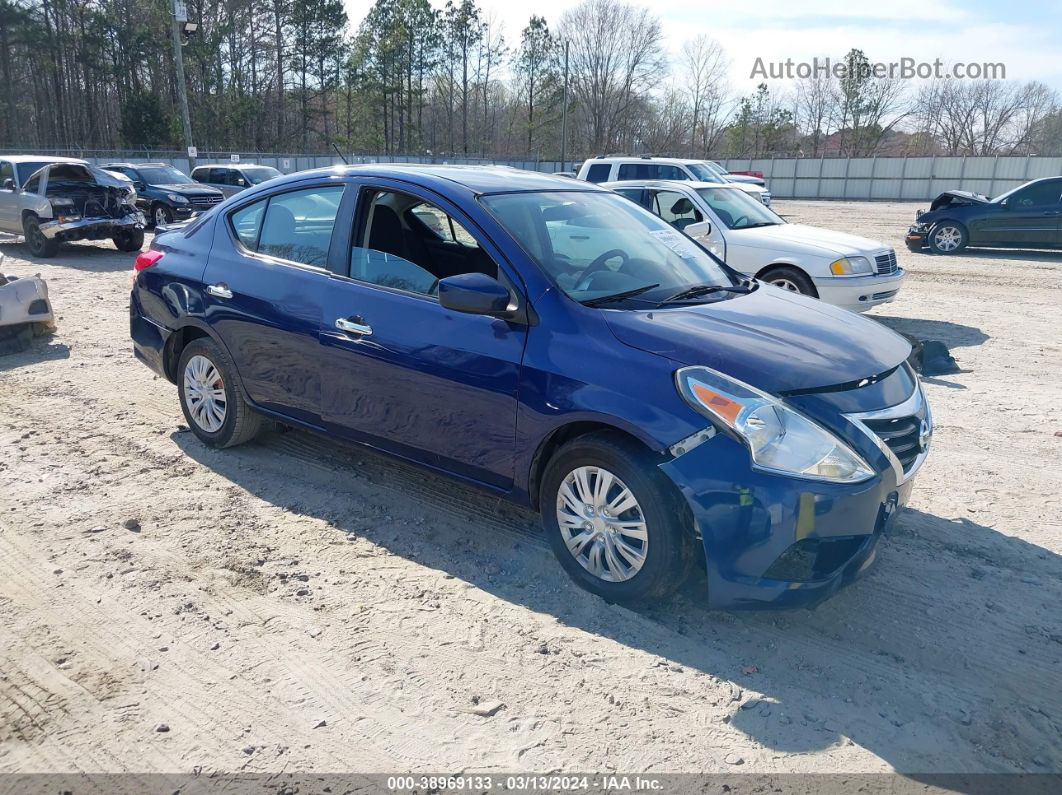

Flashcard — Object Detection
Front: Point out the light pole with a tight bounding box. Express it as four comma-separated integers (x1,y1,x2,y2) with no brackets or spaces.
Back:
559,40,569,172
171,1,196,169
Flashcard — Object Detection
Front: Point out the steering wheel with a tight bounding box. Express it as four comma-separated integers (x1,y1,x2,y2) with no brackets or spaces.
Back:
576,249,629,291
732,215,749,227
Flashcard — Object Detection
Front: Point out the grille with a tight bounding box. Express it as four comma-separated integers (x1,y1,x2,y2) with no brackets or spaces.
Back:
874,250,898,275
863,415,922,472
189,195,223,210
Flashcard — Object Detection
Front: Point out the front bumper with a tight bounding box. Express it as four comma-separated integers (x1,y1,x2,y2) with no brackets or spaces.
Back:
41,212,145,240
906,223,930,251
660,430,915,610
813,270,906,313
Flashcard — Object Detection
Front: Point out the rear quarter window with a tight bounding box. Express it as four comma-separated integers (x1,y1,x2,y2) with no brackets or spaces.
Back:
584,163,612,183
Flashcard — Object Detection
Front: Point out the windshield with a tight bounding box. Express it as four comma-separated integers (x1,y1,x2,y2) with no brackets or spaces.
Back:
242,166,282,184
16,162,55,185
481,191,735,307
696,187,783,229
137,166,191,185
684,163,725,183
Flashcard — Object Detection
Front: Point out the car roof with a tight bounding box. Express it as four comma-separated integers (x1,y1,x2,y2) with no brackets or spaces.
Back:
290,164,604,196
102,162,173,168
3,154,87,164
603,179,744,191
587,156,697,165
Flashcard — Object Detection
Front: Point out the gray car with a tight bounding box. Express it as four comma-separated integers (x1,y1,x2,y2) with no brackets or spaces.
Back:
0,155,145,257
190,163,282,197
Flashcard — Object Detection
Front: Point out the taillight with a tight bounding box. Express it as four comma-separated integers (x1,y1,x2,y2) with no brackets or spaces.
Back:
134,249,164,272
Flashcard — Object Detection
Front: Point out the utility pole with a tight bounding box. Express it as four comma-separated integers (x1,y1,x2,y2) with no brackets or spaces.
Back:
559,40,569,172
171,0,196,169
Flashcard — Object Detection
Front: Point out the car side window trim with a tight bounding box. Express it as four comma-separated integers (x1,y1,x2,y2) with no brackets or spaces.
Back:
223,181,350,275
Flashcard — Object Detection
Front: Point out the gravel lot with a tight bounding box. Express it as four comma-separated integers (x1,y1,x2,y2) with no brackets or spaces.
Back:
0,199,1060,777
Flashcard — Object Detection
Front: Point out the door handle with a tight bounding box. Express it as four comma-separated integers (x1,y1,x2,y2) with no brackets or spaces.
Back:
335,317,372,336
206,283,232,299
1042,210,1061,216
569,234,589,240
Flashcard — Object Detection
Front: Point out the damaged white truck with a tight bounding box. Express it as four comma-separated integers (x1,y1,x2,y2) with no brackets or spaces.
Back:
0,155,145,257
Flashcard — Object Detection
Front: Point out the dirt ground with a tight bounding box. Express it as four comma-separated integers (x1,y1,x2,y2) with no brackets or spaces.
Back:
0,199,1060,777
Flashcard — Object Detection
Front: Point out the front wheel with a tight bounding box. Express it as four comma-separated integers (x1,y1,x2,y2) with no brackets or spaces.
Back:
23,216,59,258
112,228,144,252
929,222,968,254
540,432,695,603
760,265,817,297
152,203,174,228
177,338,262,448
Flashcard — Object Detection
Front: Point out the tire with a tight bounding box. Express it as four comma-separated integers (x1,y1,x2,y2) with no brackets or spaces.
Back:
22,216,59,258
540,431,695,603
112,228,144,252
760,265,817,297
152,203,174,228
928,222,968,255
177,337,262,448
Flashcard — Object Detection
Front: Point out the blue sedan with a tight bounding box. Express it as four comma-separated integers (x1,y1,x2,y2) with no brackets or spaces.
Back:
129,165,931,609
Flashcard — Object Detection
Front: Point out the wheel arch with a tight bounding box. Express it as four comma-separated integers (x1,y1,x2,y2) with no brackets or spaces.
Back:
527,420,660,512
755,262,819,297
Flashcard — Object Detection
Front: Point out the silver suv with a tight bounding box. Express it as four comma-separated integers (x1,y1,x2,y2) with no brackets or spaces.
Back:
0,155,145,257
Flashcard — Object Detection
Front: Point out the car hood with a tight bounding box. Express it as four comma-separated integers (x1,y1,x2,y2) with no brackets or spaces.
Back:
154,183,221,195
735,223,888,257
927,190,992,212
603,286,911,393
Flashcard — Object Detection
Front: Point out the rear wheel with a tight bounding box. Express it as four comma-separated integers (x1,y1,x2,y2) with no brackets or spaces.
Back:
928,222,967,254
761,265,816,296
177,338,262,448
541,432,694,603
112,228,144,252
23,216,59,258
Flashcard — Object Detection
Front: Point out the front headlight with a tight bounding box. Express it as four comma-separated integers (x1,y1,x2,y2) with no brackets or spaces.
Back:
675,366,874,483
167,193,189,203
829,256,874,276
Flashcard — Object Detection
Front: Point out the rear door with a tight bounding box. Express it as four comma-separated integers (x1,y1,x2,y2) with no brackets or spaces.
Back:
202,181,349,425
318,182,526,489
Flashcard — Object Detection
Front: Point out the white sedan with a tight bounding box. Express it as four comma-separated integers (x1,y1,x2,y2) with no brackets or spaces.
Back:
605,180,905,313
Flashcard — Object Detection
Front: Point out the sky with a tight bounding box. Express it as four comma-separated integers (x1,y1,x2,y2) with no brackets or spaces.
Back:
341,0,1062,93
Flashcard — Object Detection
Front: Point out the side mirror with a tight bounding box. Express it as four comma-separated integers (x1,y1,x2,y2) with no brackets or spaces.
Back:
135,181,146,191
1,178,13,191
235,177,247,187
438,273,512,316
684,220,712,238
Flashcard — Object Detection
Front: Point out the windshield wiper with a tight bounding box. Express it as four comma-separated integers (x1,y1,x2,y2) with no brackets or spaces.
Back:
580,283,660,307
740,222,779,228
659,282,754,305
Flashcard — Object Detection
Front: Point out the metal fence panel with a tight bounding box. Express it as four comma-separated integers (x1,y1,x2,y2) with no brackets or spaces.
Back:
3,148,1059,200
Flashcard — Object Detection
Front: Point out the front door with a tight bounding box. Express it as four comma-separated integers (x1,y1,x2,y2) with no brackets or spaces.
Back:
319,185,526,489
0,159,17,232
972,180,1062,246
201,181,348,425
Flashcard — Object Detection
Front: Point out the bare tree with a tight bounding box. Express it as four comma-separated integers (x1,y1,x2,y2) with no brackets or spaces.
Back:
678,34,728,158
557,0,667,154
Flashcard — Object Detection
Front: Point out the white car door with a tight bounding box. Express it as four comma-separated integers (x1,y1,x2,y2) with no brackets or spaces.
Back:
0,160,20,233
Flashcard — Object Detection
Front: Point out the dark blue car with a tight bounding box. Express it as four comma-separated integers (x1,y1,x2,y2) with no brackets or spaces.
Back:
130,165,931,609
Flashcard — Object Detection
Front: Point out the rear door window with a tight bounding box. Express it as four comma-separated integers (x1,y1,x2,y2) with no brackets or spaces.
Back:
229,185,345,267
0,161,13,187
